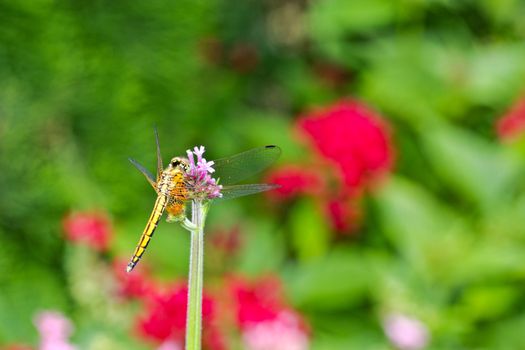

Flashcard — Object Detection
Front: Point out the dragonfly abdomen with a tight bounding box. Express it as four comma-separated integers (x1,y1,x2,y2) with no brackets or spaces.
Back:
126,194,168,272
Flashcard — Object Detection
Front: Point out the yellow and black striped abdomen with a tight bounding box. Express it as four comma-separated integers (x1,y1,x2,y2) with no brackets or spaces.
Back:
126,194,168,272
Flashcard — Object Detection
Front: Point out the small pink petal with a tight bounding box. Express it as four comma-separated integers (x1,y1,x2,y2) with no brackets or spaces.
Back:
383,313,429,350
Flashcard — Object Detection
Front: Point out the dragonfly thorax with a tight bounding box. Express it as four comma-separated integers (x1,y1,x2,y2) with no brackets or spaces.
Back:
154,158,187,196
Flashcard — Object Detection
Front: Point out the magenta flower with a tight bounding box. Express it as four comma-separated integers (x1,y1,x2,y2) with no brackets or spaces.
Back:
383,313,430,350
185,146,222,200
198,159,216,174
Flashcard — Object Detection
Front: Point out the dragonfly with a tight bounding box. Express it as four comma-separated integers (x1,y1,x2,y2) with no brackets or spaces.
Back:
126,129,281,272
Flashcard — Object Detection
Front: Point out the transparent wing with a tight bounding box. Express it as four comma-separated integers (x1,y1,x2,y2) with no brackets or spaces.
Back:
213,145,281,185
154,127,163,181
214,184,280,202
129,158,157,190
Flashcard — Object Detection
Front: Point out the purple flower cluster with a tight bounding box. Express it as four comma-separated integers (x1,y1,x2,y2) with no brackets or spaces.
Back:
186,146,222,200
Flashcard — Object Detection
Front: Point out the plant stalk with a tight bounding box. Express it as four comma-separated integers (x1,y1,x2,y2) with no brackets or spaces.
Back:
185,199,206,350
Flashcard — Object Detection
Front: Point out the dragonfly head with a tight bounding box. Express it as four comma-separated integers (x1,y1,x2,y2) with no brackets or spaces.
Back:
169,157,190,172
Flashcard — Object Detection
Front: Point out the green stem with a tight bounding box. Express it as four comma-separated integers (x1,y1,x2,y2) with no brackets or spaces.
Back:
185,199,206,350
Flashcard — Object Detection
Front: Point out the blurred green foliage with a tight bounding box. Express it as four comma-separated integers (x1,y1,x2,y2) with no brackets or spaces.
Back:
2,0,525,349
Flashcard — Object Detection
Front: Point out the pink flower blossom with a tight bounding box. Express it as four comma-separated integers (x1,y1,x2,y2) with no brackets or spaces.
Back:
33,311,77,350
193,146,206,159
62,211,112,251
156,340,183,350
186,146,222,200
199,160,216,174
383,313,430,350
242,312,310,350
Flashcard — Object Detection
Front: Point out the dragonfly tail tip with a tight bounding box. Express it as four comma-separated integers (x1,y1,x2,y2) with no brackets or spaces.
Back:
126,263,134,273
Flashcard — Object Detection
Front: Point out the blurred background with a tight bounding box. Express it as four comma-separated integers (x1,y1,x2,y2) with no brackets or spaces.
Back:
2,0,525,349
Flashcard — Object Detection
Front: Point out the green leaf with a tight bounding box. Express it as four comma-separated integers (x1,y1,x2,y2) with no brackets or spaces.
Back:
283,248,369,310
237,220,286,275
309,0,394,38
480,314,525,349
453,238,525,283
422,123,522,211
480,0,523,23
374,176,461,249
465,44,525,105
289,198,330,261
360,39,449,125
456,285,519,321
373,177,472,284
0,262,69,343
308,0,395,60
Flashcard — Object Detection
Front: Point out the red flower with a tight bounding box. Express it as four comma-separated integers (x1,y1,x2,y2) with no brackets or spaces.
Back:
297,100,394,192
112,259,156,299
62,211,112,251
496,97,525,141
325,197,361,234
227,275,286,328
227,275,311,350
265,165,325,201
137,284,225,350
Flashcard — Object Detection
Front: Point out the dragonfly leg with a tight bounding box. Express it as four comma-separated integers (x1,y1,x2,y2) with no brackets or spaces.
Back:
180,217,198,231
166,213,198,231
166,213,181,223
